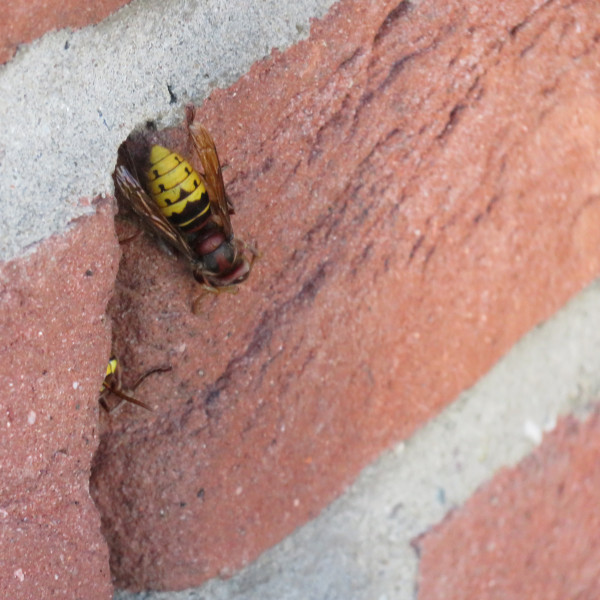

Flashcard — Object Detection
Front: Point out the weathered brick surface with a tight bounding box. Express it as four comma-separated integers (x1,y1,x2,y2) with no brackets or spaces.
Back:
0,0,129,64
89,0,600,591
416,410,600,599
0,200,118,598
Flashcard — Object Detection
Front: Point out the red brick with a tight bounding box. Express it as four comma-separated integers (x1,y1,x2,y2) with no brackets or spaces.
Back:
416,411,600,599
90,0,600,591
0,200,118,598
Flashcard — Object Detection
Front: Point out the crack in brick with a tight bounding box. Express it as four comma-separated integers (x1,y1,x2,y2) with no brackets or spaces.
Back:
373,0,413,46
437,103,466,141
509,0,558,38
200,260,330,419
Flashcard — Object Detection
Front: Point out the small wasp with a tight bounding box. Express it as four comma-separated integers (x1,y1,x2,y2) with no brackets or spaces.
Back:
114,109,257,309
99,357,170,413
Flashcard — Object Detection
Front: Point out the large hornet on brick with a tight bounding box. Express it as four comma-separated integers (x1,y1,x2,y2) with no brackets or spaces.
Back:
114,108,257,310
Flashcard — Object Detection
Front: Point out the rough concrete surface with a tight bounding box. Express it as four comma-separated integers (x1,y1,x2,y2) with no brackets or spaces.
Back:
112,276,600,599
89,0,600,592
0,200,118,599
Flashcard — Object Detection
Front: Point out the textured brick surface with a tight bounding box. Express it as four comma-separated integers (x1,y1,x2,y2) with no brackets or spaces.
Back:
0,0,129,64
0,200,118,598
416,410,600,599
89,0,600,592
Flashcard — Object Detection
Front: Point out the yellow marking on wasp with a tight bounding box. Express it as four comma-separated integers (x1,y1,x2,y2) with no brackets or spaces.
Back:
102,357,118,392
148,161,192,196
146,145,210,220
161,187,210,219
178,210,209,228
148,146,178,177
154,172,200,207
106,358,118,377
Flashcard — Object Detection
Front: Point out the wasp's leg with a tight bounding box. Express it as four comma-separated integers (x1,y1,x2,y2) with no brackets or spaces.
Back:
99,364,171,413
100,382,153,412
118,229,142,244
131,365,173,389
238,239,261,263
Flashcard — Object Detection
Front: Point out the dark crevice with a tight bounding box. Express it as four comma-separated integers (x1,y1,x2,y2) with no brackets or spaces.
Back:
437,103,466,141
200,261,330,419
166,84,177,105
423,245,436,268
509,0,557,38
486,194,500,214
338,47,364,71
408,235,424,262
378,49,424,94
374,1,412,45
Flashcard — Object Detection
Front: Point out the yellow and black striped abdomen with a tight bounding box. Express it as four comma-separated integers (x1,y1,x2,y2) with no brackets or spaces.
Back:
146,145,211,232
